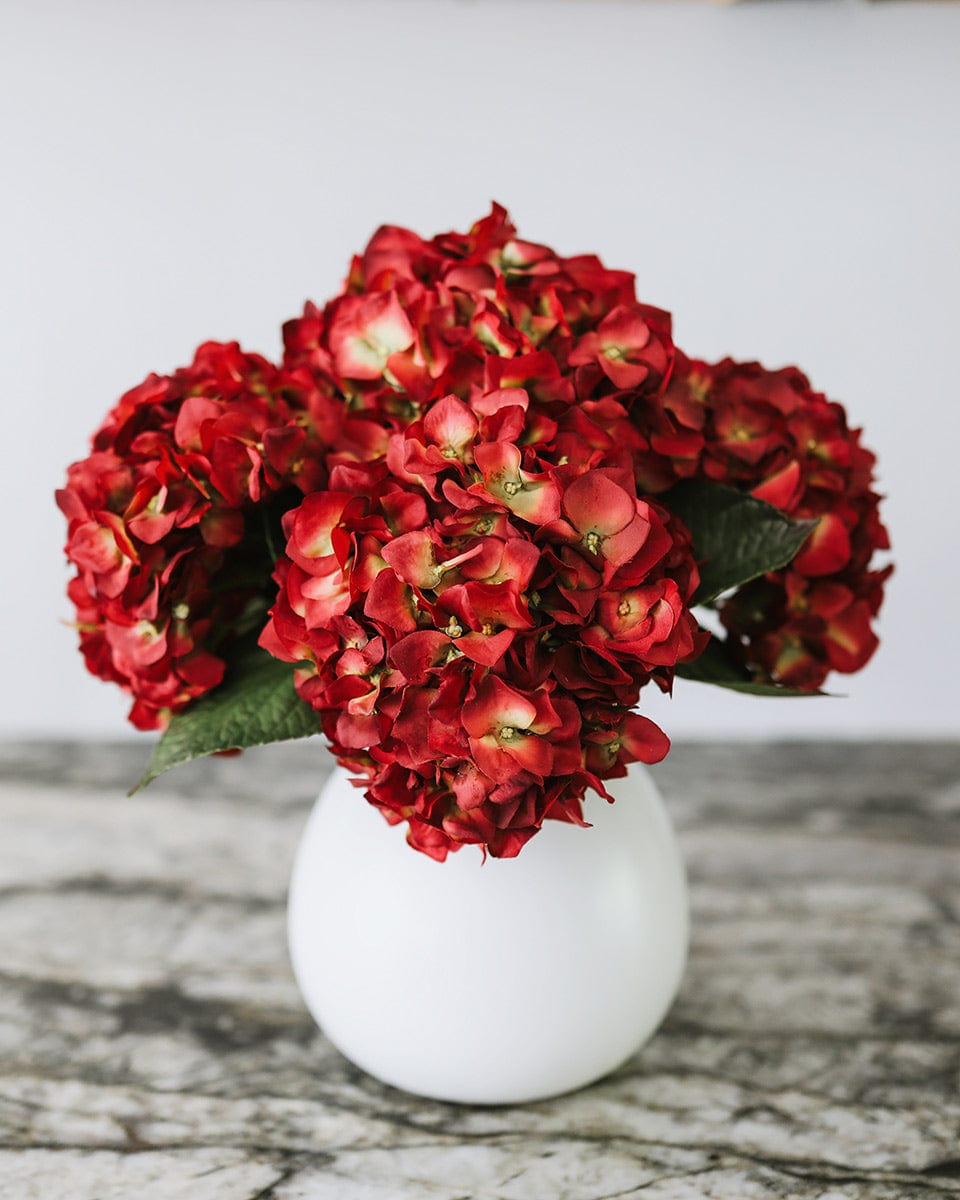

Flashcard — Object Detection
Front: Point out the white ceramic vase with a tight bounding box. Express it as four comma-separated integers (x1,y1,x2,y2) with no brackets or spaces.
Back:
287,763,688,1105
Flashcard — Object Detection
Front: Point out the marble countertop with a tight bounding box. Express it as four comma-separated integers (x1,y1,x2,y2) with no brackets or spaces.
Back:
1,740,958,1199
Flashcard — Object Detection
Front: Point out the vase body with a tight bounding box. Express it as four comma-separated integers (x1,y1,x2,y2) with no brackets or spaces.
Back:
287,764,688,1105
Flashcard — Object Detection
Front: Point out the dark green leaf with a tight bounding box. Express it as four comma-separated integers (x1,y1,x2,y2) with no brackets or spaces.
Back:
676,636,828,696
131,644,317,794
664,479,817,605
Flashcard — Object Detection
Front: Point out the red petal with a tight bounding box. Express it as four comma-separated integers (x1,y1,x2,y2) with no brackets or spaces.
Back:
504,735,553,779
336,710,382,749
825,600,878,672
563,472,635,536
793,512,851,576
173,395,221,452
620,713,671,764
388,630,451,683
469,735,518,784
289,493,353,565
423,394,478,456
454,628,515,667
381,530,440,589
462,675,537,738
363,568,418,634
752,460,803,511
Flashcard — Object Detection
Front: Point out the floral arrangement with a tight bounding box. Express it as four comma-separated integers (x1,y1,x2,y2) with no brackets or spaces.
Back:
58,206,890,859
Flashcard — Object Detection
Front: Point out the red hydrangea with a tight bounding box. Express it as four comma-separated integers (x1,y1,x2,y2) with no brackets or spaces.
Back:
59,204,890,859
655,354,892,689
262,206,704,857
57,342,331,729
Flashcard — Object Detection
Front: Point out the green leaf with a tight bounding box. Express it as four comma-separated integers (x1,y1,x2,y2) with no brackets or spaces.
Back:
676,636,827,696
663,480,817,605
131,644,317,794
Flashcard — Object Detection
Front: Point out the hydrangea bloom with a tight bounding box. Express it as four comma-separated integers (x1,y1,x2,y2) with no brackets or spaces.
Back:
57,342,330,728
262,206,704,857
656,354,891,689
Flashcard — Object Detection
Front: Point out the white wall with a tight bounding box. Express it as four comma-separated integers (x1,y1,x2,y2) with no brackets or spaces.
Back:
3,0,958,740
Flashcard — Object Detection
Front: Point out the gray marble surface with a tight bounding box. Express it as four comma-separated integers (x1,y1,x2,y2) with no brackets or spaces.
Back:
0,739,958,1199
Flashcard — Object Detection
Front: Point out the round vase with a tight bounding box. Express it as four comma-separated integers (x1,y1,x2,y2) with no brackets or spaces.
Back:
287,763,688,1105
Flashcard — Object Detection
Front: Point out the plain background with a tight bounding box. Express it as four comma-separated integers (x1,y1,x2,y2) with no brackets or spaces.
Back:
3,0,958,742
